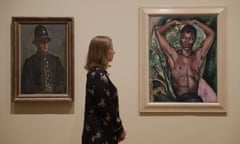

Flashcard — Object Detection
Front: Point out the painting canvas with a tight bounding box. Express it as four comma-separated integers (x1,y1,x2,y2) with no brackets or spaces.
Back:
11,17,74,102
139,7,227,113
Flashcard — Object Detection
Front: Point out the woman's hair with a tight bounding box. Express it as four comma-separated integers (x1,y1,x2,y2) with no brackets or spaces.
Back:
84,35,112,71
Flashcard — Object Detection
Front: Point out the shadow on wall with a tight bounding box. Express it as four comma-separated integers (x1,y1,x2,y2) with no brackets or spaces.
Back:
11,102,74,114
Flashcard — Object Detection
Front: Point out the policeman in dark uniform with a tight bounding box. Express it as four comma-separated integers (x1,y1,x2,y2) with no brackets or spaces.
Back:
21,25,66,94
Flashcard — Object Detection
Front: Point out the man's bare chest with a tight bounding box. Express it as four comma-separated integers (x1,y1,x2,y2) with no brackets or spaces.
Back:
174,56,200,72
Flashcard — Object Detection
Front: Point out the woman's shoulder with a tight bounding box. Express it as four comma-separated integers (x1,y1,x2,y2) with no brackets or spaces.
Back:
87,69,109,82
88,69,107,76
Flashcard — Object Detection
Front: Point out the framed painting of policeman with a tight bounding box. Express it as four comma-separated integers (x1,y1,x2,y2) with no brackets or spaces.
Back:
11,17,74,102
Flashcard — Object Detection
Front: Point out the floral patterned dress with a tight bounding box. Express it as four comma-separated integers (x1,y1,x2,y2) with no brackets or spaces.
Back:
82,70,124,144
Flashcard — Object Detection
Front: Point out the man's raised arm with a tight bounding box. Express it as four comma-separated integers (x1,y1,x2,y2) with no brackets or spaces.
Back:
190,19,215,59
155,20,180,59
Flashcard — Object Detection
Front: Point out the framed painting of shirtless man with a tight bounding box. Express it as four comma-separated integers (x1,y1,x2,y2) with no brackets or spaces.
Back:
11,17,74,102
139,7,227,113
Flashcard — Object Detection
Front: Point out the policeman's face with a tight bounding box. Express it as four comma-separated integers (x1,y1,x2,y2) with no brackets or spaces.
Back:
36,41,49,53
180,32,195,50
106,46,115,62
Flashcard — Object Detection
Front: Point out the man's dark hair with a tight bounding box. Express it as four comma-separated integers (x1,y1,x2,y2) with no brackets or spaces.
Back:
180,24,197,37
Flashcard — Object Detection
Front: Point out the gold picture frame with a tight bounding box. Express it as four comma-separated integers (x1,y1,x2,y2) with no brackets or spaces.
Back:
139,7,227,114
11,17,74,102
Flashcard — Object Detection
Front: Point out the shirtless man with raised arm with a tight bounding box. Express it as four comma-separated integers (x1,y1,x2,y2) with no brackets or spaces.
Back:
155,19,215,102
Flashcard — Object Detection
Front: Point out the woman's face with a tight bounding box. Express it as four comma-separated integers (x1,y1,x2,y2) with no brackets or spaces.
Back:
106,46,115,62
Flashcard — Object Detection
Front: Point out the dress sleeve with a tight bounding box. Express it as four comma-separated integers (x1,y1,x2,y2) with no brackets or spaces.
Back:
88,71,124,138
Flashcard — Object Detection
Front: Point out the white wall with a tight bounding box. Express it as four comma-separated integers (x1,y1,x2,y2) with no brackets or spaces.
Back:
1,0,240,144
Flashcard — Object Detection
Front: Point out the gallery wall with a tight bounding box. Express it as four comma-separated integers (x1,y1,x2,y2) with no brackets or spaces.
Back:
0,0,240,144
